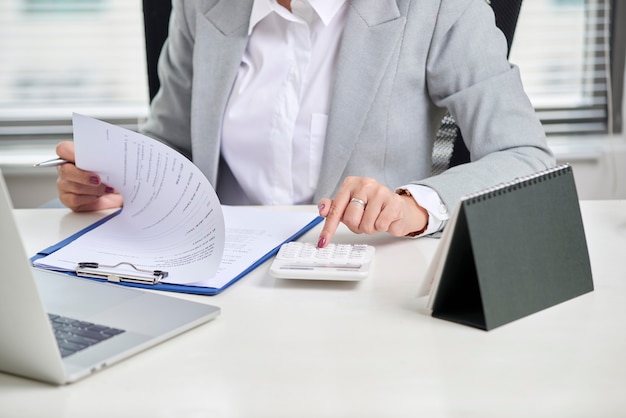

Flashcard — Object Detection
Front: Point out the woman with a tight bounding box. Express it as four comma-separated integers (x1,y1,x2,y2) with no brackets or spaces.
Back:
56,0,554,248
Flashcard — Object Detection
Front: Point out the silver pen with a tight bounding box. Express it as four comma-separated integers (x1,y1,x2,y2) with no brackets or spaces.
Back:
34,157,70,168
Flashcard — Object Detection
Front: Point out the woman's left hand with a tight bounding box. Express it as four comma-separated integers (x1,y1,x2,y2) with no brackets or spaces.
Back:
316,176,428,248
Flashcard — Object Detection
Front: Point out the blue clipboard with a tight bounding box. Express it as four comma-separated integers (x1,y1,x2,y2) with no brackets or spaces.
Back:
31,211,323,296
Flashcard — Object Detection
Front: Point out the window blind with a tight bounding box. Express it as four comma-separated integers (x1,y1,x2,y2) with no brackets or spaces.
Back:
510,0,612,136
0,0,149,141
0,0,617,141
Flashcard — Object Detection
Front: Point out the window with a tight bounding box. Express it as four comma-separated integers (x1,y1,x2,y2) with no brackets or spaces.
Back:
510,0,615,136
0,0,623,145
0,0,148,143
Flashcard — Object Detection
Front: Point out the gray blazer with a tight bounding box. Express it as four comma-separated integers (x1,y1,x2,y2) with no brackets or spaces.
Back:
142,0,555,209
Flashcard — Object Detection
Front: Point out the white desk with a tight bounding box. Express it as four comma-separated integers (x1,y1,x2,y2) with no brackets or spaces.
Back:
1,201,625,418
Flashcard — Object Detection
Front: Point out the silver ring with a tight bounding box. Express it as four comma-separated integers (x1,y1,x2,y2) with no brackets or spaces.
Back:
349,197,367,209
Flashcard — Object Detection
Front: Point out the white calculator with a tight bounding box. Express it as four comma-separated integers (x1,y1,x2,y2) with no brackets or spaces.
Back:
269,242,375,281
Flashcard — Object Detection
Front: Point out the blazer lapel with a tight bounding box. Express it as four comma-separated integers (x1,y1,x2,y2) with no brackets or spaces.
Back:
314,0,406,200
191,0,253,185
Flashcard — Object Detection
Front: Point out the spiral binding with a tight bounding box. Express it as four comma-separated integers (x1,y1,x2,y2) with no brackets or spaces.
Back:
464,164,572,205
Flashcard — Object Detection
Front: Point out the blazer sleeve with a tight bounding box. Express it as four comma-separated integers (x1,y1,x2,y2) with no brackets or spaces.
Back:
140,0,196,159
416,0,555,208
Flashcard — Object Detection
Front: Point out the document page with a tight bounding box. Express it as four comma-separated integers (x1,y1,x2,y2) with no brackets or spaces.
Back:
185,206,321,288
33,114,320,287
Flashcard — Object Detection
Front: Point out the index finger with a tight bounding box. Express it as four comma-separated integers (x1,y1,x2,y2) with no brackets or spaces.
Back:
317,193,351,248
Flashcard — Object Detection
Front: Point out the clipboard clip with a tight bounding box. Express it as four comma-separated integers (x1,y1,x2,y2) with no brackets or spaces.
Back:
76,262,168,285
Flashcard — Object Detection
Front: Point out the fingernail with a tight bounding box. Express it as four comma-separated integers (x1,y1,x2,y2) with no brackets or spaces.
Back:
89,176,99,185
318,203,325,212
317,236,326,248
104,186,114,194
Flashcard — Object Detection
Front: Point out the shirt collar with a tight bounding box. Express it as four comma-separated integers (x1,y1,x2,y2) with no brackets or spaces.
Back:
249,0,347,34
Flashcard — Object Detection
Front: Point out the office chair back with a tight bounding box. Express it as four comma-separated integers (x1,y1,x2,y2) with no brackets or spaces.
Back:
143,0,171,102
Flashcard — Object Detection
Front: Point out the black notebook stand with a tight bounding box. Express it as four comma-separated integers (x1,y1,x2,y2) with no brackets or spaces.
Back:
426,164,594,331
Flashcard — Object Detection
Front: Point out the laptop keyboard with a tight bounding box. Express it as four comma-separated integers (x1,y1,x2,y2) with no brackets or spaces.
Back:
48,313,126,358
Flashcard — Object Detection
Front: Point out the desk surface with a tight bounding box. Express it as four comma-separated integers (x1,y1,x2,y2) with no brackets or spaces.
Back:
2,201,625,418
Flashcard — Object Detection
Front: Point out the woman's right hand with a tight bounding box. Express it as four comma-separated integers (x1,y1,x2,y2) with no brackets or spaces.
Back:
55,141,123,212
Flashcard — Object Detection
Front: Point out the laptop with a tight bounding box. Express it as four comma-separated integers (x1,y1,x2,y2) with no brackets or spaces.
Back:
0,171,220,385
